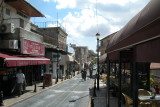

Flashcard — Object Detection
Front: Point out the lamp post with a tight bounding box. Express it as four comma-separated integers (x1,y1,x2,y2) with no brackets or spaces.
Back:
96,33,100,90
56,46,59,83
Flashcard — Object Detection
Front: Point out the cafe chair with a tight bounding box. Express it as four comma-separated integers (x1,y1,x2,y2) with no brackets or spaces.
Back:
122,93,133,107
138,89,152,107
138,89,151,95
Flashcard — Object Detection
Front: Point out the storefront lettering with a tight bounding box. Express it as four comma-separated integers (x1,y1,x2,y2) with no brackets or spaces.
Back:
21,38,45,55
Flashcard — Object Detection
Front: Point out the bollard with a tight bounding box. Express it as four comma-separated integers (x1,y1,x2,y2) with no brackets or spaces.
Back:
0,91,4,106
91,97,94,107
94,78,96,89
42,78,45,89
93,79,96,97
34,81,37,92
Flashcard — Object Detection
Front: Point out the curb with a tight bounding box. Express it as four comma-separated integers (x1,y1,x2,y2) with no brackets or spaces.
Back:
88,80,95,107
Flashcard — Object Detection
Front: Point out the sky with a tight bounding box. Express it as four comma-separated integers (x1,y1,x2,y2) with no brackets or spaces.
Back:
27,0,150,52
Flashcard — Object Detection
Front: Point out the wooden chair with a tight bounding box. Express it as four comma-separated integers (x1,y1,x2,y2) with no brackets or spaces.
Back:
122,93,133,107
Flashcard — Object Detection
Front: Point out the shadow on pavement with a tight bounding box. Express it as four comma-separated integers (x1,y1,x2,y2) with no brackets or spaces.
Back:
69,94,89,102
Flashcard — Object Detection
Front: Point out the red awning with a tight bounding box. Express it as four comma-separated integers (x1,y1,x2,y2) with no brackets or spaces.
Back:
0,53,50,67
107,0,160,59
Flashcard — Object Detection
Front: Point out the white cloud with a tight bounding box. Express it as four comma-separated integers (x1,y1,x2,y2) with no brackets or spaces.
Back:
63,9,110,39
54,0,76,9
59,0,150,51
54,0,141,9
38,0,150,51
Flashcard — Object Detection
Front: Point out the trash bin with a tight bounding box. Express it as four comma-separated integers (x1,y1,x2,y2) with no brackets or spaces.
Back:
44,74,52,86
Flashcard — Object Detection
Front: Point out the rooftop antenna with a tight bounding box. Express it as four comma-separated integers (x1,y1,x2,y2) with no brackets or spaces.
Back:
57,12,58,27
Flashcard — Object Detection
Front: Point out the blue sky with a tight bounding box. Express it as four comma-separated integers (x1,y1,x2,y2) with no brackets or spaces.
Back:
27,0,150,52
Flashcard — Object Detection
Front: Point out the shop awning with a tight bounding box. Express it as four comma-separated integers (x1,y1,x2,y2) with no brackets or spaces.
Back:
0,53,50,67
5,0,45,17
99,53,107,64
107,0,160,60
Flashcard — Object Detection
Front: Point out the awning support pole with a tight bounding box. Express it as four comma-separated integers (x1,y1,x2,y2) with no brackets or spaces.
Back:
118,58,122,107
146,63,150,91
133,62,138,107
34,66,37,92
107,59,110,107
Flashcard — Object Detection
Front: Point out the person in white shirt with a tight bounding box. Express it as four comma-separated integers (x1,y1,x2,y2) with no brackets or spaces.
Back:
16,69,26,96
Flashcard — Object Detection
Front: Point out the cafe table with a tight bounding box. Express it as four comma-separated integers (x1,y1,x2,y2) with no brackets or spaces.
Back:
138,94,160,107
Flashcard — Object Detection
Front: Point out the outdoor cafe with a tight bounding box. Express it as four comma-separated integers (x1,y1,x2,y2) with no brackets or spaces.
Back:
104,0,160,107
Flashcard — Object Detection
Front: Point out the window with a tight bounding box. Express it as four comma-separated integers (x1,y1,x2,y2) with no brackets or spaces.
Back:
20,19,24,28
6,8,10,16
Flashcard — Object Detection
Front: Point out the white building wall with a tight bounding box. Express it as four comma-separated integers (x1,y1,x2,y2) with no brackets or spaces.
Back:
0,1,31,31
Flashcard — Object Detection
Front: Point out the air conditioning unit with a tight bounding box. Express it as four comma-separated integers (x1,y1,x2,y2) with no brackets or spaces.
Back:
0,40,18,49
9,40,18,49
0,23,15,34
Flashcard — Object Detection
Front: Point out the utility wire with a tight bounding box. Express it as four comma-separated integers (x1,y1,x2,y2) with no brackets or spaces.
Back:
96,0,99,33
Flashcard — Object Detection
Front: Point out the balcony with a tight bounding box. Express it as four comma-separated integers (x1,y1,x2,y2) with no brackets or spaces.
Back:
15,27,43,43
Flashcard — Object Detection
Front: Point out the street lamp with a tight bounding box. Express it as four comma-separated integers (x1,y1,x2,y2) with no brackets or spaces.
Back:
96,33,100,90
56,46,59,83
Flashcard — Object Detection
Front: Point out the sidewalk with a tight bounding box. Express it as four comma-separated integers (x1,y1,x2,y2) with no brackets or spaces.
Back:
2,71,79,107
93,80,107,107
88,74,125,107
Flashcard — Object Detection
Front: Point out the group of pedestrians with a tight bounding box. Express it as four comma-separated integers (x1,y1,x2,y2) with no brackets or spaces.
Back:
81,64,93,80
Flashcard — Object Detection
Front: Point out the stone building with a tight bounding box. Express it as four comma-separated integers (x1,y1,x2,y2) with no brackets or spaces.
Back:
73,46,88,69
37,26,68,80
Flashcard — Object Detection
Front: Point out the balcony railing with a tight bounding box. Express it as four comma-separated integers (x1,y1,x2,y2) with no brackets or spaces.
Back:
34,21,66,32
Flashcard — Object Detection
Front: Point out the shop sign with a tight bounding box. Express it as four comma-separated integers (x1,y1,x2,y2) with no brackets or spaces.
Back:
21,38,45,55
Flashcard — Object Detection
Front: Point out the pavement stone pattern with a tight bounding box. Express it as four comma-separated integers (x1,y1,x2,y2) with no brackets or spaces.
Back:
2,72,79,107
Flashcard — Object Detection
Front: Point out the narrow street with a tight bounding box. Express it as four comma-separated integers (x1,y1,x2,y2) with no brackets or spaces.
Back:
9,71,95,107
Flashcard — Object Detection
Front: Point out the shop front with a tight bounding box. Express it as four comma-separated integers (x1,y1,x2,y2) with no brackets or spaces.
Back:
0,53,50,96
0,38,50,96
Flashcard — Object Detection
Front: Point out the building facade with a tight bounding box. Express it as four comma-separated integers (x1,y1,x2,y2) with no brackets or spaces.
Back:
0,0,50,96
73,46,88,69
37,26,68,80
99,32,117,56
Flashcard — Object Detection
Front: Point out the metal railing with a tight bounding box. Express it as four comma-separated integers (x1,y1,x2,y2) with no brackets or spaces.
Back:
34,21,66,32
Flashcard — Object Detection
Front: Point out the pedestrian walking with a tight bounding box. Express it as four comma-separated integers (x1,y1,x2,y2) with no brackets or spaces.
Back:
89,67,93,79
83,69,87,80
16,69,26,97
